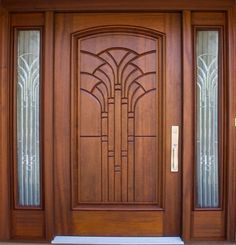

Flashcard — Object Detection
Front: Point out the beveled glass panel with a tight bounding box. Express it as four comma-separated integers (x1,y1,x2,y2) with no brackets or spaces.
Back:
196,30,219,208
17,30,41,206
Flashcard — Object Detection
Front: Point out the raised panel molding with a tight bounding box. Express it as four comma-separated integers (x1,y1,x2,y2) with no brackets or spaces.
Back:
71,26,164,208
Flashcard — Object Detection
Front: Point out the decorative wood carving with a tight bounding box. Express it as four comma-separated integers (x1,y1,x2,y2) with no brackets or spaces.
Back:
71,27,163,207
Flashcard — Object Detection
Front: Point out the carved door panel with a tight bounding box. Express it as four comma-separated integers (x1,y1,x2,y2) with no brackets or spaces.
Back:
54,13,182,236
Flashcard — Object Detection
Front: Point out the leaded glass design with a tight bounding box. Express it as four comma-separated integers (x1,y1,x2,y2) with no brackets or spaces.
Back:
196,30,219,208
17,30,41,206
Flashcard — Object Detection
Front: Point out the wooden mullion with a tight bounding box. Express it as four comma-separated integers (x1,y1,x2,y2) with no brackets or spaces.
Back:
44,11,55,240
182,10,193,242
0,6,10,240
226,6,236,241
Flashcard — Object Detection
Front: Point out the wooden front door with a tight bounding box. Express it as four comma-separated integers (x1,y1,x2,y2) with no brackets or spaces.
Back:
54,13,182,236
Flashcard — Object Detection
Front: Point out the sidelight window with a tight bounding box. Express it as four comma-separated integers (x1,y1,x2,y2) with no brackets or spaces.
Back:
15,30,41,207
195,30,221,208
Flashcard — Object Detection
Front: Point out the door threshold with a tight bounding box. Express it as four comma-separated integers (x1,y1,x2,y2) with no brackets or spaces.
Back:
51,236,184,245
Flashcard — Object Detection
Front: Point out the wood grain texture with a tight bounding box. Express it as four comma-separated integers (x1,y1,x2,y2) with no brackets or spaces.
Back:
54,13,71,234
72,30,160,205
1,0,235,11
71,211,163,236
163,12,182,235
191,12,226,25
11,13,44,26
182,10,193,242
44,11,54,240
0,5,234,242
0,7,10,240
192,211,225,239
226,6,236,241
11,210,44,239
54,12,181,236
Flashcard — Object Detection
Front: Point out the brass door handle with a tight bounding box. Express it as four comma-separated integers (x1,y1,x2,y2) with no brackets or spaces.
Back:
171,126,179,172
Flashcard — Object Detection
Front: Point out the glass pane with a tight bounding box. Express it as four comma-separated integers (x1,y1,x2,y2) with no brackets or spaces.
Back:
196,31,219,208
17,30,41,206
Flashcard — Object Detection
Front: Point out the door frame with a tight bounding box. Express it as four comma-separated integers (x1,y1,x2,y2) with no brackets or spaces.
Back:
0,0,236,242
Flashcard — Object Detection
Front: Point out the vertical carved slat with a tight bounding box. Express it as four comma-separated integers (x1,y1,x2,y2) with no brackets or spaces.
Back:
128,113,135,202
121,99,128,150
101,113,108,202
108,151,115,202
114,84,122,202
121,98,128,202
108,98,115,152
108,99,115,201
121,152,128,202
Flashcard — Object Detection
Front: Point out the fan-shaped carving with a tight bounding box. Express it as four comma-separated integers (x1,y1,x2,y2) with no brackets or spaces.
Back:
80,47,156,112
77,32,159,204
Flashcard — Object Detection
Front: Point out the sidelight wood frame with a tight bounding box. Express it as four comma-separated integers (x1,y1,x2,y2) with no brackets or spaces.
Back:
191,18,228,240
0,0,236,242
